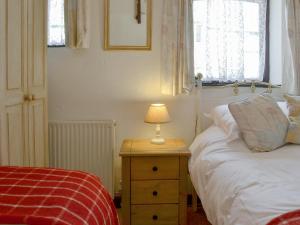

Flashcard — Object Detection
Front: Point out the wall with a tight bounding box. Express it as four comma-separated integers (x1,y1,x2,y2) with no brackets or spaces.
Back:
48,0,283,193
48,0,196,193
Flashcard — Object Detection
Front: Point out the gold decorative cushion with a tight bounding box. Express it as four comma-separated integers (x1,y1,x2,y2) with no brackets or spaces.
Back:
284,94,300,120
286,120,300,144
284,95,300,144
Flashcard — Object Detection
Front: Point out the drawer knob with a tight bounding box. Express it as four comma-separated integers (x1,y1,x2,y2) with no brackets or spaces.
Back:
152,215,158,221
152,191,158,196
152,166,158,172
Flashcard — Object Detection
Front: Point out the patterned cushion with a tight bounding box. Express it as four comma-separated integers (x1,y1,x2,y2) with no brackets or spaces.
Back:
229,94,289,152
284,95,300,144
286,121,300,144
284,94,300,120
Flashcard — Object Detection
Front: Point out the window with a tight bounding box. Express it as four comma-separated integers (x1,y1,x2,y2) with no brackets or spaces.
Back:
48,0,65,46
193,0,268,82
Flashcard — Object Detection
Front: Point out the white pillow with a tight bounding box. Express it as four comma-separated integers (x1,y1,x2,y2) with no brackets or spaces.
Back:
208,102,288,142
277,101,289,116
208,105,240,142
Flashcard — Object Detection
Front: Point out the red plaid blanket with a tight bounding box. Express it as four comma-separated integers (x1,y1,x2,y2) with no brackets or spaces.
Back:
0,167,120,225
267,210,300,225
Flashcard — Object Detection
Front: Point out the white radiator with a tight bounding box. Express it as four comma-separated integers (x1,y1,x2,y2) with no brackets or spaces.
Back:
49,120,116,196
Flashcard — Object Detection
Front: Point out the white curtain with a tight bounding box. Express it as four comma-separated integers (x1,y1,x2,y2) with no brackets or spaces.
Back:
64,0,90,48
161,0,195,96
194,0,267,81
283,0,300,95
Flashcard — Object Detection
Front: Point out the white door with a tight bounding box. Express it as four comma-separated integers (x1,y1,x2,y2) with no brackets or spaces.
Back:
0,0,29,166
0,0,48,167
27,0,48,167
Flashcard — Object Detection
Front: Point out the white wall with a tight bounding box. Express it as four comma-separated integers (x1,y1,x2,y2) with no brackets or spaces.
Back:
48,0,196,193
48,0,283,193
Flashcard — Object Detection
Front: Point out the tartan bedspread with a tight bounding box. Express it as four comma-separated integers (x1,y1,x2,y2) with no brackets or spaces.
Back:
0,166,120,225
267,210,300,225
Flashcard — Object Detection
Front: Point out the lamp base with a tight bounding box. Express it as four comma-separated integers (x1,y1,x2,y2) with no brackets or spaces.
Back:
151,137,165,145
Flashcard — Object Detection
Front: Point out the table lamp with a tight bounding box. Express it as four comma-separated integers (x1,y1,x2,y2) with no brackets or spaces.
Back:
144,103,171,144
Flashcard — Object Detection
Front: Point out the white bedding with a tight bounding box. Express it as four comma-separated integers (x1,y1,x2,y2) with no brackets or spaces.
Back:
189,126,300,225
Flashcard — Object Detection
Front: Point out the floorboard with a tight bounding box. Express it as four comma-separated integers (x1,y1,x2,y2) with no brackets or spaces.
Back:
187,207,212,225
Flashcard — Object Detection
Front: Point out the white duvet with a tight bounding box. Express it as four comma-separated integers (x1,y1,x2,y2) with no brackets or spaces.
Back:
189,126,300,225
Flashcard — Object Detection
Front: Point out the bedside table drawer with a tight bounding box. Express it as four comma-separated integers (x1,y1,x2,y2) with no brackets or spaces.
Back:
131,180,179,204
131,156,179,180
131,204,178,225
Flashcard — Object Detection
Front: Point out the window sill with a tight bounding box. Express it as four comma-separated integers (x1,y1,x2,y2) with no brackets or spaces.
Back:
48,45,65,48
202,81,235,87
201,81,280,88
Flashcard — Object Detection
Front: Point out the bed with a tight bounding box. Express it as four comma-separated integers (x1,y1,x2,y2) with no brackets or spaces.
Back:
0,166,120,225
189,125,300,225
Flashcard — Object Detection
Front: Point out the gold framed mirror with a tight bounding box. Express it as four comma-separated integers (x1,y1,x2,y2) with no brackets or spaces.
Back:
104,0,152,50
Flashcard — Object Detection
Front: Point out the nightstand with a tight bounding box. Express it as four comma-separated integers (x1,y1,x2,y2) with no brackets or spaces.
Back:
119,139,191,225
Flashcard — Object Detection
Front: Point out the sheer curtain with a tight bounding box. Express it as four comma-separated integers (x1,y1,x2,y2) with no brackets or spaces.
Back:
282,0,300,95
161,0,195,96
64,0,90,49
194,0,267,81
48,0,90,48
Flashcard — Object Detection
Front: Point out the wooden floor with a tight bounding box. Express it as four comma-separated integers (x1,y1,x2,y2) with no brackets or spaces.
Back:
187,207,211,225
118,207,211,225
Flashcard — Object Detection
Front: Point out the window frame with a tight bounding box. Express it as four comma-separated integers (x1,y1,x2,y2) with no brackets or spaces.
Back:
193,0,270,85
48,0,65,47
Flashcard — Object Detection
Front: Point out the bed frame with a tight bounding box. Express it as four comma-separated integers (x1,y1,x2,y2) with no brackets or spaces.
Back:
195,79,282,134
191,79,283,211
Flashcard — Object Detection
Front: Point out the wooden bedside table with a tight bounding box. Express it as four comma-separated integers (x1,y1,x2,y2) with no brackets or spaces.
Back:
119,139,191,225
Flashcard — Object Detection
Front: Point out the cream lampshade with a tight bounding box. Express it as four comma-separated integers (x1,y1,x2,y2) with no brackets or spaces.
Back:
144,103,171,144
